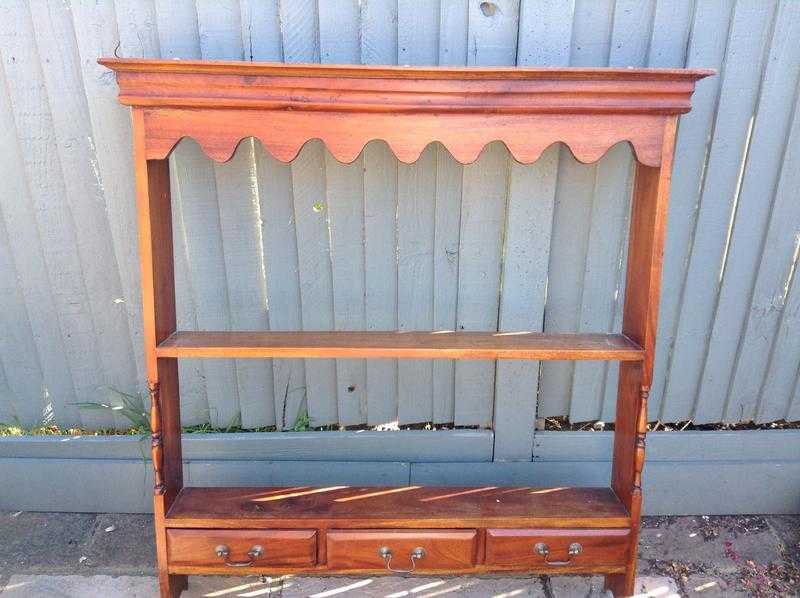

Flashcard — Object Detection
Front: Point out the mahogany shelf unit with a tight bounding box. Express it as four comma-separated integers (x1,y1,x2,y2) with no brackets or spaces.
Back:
100,57,711,597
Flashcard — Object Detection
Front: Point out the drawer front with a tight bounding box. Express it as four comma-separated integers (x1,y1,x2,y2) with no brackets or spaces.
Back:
167,529,316,569
486,528,630,568
327,530,477,572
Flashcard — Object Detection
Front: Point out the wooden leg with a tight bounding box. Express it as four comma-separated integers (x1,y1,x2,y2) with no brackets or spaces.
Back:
605,569,636,597
607,361,647,598
158,572,188,598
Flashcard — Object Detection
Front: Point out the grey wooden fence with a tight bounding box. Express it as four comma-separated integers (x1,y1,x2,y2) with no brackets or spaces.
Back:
0,1,798,450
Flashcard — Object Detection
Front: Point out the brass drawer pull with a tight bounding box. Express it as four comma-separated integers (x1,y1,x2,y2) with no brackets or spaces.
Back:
534,542,582,566
378,546,426,573
214,544,264,567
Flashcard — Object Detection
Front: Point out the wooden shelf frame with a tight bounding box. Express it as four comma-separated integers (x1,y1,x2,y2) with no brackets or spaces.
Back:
100,58,711,597
156,331,644,361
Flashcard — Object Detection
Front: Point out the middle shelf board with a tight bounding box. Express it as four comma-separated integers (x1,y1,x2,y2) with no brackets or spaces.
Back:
156,331,644,361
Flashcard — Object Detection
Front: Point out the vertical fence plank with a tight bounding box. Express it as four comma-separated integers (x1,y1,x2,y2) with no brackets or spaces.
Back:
570,146,634,423
361,0,397,66
494,147,559,459
494,0,573,456
598,0,694,424
570,0,654,423
758,244,800,423
0,361,15,424
433,2,468,424
787,328,800,422
398,0,439,66
171,142,241,428
454,143,509,427
396,0,439,425
253,148,306,430
196,1,275,429
439,0,468,66
538,0,614,419
154,2,240,429
508,0,574,444
726,88,800,422
151,0,212,426
0,198,44,425
361,1,399,427
319,0,367,427
648,0,694,68
363,142,399,427
245,1,302,430
662,0,777,423
454,0,519,429
240,0,283,61
651,0,735,420
697,2,800,423
290,142,338,426
69,0,146,398
432,148,462,424
30,1,141,429
326,154,368,426
214,144,275,428
279,0,337,427
0,41,66,427
397,146,436,424
0,1,113,429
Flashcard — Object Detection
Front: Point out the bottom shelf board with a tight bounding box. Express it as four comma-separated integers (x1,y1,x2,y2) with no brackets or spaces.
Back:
165,485,630,529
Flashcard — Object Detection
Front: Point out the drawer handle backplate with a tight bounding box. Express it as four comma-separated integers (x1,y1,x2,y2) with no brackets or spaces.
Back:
378,546,426,573
214,544,264,567
534,542,582,566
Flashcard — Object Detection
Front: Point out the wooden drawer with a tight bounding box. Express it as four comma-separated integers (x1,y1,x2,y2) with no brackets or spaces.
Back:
327,530,477,572
486,528,630,568
167,529,316,569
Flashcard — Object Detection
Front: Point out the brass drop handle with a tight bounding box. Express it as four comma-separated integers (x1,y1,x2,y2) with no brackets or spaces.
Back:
534,542,582,566
378,546,426,573
214,544,264,567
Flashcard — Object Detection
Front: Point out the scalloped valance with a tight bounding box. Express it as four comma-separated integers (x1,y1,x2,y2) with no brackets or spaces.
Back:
100,59,711,167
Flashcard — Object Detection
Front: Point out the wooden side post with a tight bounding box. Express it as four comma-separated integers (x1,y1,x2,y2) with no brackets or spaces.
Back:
606,116,678,597
133,108,186,598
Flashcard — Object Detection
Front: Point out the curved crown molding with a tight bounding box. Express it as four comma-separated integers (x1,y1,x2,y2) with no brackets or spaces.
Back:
100,58,713,167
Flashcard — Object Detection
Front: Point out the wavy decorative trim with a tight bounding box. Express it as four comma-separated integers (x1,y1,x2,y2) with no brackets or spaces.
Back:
100,58,712,168
142,109,668,166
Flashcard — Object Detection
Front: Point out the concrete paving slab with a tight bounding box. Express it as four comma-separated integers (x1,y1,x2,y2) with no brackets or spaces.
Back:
632,576,680,597
80,514,155,574
0,574,688,598
190,575,547,597
546,574,609,596
766,515,800,564
0,512,97,574
639,516,783,573
2,574,157,597
682,574,747,596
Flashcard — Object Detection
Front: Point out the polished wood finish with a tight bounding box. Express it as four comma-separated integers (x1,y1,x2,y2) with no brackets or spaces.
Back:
99,58,710,167
157,331,644,361
131,109,186,597
101,57,710,597
327,530,477,571
485,528,630,569
166,486,630,529
167,529,316,572
607,117,679,597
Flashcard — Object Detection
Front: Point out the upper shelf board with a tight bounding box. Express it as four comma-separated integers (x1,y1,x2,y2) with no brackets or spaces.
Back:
100,58,713,167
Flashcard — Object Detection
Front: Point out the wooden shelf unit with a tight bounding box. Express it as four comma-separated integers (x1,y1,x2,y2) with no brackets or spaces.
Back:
100,57,711,597
156,331,645,361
